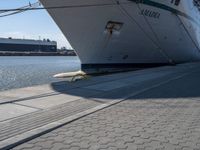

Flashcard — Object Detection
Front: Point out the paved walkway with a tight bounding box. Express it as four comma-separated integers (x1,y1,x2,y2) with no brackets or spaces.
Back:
0,63,200,150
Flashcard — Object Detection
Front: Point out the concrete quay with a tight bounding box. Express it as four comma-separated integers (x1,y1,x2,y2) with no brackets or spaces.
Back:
0,63,200,150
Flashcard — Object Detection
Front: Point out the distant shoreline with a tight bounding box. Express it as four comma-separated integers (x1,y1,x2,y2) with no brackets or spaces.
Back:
0,51,76,56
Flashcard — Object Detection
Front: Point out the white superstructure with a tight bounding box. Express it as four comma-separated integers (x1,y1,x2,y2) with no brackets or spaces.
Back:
40,0,200,72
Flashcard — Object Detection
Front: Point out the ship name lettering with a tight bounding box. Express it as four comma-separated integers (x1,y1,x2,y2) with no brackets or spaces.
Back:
140,9,160,19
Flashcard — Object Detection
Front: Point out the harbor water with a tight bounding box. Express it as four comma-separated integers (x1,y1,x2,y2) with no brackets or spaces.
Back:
0,56,80,91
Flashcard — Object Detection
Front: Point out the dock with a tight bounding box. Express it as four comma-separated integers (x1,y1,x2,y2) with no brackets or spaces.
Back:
0,62,200,150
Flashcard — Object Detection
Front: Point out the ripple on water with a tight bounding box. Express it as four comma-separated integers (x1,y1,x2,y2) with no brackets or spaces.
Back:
0,56,81,91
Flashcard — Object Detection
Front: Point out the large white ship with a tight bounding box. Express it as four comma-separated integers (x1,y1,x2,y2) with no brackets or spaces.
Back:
40,0,200,73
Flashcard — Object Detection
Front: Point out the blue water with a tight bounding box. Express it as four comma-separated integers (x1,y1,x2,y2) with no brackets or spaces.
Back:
0,56,81,91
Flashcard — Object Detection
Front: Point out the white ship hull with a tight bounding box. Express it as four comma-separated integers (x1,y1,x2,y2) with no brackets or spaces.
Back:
40,0,200,72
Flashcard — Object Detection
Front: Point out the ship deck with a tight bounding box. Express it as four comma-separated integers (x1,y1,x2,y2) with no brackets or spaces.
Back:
0,62,200,150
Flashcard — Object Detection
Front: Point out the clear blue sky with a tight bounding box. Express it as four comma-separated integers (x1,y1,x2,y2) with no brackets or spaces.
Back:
0,0,72,49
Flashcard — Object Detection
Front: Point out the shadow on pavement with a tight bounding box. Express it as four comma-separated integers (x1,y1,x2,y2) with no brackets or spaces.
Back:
50,71,200,101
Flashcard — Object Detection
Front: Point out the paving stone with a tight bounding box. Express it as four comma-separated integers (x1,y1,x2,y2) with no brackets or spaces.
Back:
12,143,35,150
7,63,200,150
0,99,101,141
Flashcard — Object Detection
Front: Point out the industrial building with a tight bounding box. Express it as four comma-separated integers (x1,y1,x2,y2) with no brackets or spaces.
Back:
0,38,57,52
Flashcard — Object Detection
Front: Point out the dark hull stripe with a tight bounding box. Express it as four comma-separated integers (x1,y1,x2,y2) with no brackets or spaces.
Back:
129,0,198,25
81,63,180,73
82,63,173,69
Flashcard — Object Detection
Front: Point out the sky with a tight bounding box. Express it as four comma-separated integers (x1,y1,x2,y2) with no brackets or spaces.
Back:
0,0,72,49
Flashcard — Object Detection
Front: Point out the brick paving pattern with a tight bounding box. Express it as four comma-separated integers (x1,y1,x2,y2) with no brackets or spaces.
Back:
13,97,200,150
9,64,200,150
